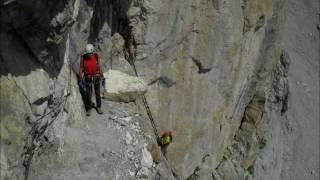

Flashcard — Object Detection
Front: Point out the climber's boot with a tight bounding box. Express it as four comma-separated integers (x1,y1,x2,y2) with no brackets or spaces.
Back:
97,107,103,114
86,109,92,116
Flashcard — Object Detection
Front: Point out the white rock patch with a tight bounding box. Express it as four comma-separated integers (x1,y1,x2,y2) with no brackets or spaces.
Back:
103,70,147,102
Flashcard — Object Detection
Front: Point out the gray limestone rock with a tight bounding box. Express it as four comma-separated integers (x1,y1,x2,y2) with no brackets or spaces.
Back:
0,0,318,180
103,70,148,102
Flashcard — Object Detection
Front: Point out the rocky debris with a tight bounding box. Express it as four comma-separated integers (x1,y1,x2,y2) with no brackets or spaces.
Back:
103,70,148,102
24,100,175,180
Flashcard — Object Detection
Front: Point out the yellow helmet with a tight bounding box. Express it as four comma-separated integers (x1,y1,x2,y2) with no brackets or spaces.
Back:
160,131,173,145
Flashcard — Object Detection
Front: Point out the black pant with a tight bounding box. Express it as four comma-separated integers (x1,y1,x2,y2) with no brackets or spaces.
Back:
84,76,101,111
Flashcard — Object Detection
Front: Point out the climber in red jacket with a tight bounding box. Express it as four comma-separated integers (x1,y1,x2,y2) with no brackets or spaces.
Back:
79,44,105,116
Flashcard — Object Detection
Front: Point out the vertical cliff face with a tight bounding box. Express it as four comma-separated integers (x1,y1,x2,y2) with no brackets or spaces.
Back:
0,0,85,179
0,0,319,180
130,0,286,178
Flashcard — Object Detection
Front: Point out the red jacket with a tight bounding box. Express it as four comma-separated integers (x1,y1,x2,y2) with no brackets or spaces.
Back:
80,53,104,79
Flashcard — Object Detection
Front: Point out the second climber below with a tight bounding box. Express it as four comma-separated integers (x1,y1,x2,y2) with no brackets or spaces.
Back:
79,44,105,116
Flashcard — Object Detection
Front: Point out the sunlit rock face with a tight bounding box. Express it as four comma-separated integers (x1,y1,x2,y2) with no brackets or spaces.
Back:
0,0,318,179
131,0,285,178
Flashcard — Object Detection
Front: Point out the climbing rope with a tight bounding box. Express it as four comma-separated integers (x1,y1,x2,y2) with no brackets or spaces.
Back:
127,36,180,177
130,61,160,141
142,95,160,140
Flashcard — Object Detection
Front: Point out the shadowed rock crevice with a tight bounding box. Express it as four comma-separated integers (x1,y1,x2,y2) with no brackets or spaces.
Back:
211,0,219,11
191,57,212,74
86,0,138,71
185,154,211,180
242,0,266,34
148,76,176,88
255,15,266,32
217,94,266,180
242,0,251,34
0,0,73,78
269,50,290,115
87,0,133,43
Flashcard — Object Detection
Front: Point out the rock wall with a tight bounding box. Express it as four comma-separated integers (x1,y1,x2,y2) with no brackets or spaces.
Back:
253,1,319,180
0,0,86,179
130,0,287,178
0,0,319,179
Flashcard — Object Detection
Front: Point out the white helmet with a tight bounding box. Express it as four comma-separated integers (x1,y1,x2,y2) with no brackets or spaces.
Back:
85,44,95,53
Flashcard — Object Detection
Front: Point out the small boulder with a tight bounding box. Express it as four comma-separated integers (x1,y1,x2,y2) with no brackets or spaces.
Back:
141,147,153,168
103,70,147,102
